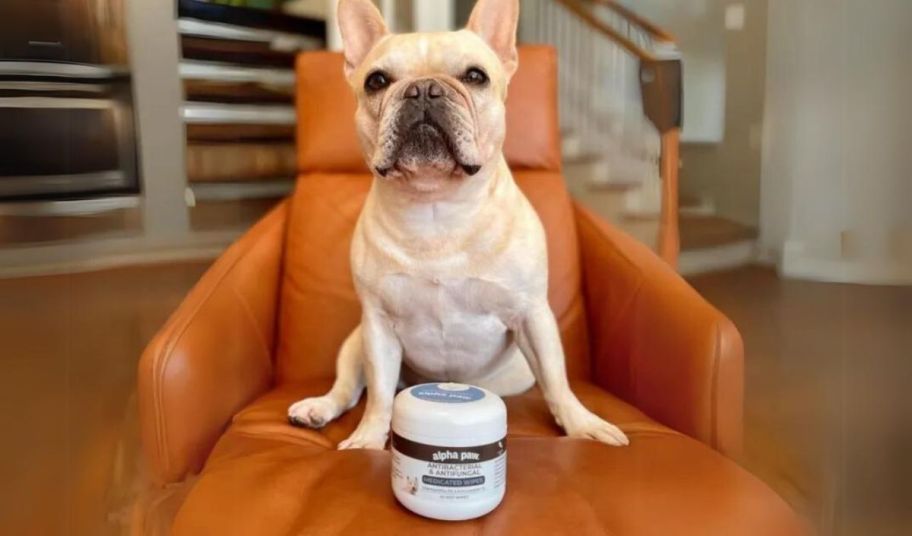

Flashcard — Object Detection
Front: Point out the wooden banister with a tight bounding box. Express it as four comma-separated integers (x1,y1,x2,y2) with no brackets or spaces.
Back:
554,0,659,62
658,128,681,266
589,0,677,43
550,0,682,266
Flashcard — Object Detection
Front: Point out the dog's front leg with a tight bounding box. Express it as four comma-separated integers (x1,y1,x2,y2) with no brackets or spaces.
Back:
338,304,402,450
516,303,629,446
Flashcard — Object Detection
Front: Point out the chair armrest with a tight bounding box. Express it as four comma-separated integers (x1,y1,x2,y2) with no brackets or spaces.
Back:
574,203,744,458
138,202,287,485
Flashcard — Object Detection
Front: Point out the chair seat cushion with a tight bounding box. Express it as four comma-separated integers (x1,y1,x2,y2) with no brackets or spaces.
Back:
172,381,804,535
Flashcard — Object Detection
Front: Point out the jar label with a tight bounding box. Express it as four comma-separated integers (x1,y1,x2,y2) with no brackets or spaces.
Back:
409,383,486,404
392,433,507,502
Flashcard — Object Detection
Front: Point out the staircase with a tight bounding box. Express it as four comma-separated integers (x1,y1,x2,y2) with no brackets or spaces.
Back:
519,0,682,266
677,194,760,275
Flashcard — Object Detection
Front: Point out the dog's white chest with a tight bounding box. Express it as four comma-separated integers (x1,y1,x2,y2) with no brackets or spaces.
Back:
378,274,522,380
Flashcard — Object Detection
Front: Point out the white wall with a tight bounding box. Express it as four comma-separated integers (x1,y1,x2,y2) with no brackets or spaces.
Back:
761,0,912,284
619,0,727,143
325,0,455,49
675,0,768,228
412,0,454,32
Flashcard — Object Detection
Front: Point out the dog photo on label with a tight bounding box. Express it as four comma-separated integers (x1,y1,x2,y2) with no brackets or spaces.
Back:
287,0,628,449
405,476,419,495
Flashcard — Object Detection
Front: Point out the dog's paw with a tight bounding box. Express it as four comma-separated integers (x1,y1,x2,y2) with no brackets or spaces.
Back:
338,424,388,450
288,397,340,429
561,409,629,447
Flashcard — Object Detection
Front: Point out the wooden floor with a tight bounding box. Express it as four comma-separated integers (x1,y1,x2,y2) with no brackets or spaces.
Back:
0,263,909,534
0,262,210,536
689,267,912,535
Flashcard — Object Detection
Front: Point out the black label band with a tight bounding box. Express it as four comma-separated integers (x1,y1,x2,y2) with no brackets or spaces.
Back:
391,433,506,464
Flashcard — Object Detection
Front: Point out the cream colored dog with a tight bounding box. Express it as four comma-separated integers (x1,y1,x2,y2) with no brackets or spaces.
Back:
288,0,628,449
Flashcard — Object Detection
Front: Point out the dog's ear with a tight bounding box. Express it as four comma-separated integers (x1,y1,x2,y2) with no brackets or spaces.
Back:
467,0,519,78
337,0,388,79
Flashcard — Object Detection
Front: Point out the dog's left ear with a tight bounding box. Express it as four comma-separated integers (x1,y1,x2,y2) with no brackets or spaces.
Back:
467,0,520,79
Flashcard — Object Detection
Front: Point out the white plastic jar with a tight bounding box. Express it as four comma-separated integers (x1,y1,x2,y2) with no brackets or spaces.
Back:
391,383,507,521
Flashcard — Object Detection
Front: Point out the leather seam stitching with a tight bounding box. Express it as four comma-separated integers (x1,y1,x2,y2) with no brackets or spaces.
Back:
154,257,243,477
577,204,644,274
710,320,722,451
609,280,645,403
231,285,274,372
582,212,647,397
152,218,274,480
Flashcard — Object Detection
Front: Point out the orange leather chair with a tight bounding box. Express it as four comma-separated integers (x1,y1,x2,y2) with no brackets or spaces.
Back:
136,47,805,535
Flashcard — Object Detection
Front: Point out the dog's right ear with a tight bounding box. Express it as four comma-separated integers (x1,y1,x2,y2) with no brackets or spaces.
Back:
337,0,388,80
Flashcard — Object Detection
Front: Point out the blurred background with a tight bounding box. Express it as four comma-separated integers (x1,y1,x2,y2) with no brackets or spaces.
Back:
0,0,909,534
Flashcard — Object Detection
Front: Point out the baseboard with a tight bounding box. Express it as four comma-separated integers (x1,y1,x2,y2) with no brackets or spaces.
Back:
753,245,780,267
679,240,758,276
782,241,912,285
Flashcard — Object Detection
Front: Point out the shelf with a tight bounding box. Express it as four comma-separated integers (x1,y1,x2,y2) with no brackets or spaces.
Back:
186,122,294,142
180,35,300,68
182,79,294,104
188,195,282,232
188,179,295,203
179,59,294,86
181,101,296,125
178,0,326,40
178,18,321,51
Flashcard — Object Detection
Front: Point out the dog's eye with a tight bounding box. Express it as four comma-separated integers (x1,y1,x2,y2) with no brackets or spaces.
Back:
365,70,392,93
462,67,489,86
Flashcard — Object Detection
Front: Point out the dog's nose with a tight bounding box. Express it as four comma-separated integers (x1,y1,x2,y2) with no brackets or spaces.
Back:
403,79,445,101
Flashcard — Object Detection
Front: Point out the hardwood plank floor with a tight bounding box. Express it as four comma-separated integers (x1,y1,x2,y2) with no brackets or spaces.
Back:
689,267,912,535
0,262,210,536
0,263,908,534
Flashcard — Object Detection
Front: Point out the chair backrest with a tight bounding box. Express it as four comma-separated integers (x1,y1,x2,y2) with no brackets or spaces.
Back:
276,46,591,384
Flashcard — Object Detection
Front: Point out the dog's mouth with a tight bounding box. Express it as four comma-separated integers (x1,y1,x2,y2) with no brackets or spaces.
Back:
375,117,481,179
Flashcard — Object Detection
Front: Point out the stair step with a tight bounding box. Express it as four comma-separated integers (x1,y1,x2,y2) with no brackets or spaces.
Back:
678,240,758,276
588,181,641,192
623,211,660,222
680,215,758,251
679,193,702,209
563,152,607,165
562,157,644,192
679,194,716,216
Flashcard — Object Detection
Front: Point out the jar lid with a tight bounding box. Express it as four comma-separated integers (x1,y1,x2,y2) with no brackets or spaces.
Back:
392,383,507,445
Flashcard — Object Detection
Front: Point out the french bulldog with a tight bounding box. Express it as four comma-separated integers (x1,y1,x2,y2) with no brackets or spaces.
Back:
288,0,628,449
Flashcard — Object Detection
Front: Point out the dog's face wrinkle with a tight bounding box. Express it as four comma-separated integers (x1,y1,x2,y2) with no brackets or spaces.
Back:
375,87,478,178
351,31,509,183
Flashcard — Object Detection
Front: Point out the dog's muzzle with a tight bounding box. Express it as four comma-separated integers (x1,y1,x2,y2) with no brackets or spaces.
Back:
374,79,481,178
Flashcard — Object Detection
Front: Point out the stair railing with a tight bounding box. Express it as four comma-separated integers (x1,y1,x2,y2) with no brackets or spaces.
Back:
520,0,682,265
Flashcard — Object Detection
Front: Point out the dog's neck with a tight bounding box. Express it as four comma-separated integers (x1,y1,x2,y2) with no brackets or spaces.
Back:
368,154,516,247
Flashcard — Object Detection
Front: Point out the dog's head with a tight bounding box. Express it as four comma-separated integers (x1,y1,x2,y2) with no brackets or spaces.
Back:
338,0,519,196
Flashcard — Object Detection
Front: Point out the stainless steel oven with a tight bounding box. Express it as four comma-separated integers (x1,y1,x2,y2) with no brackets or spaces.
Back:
0,0,107,65
0,78,138,201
